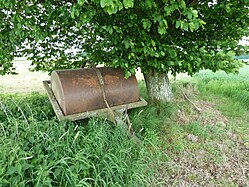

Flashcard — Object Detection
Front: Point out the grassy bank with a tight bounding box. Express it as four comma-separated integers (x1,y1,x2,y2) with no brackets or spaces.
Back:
0,66,248,186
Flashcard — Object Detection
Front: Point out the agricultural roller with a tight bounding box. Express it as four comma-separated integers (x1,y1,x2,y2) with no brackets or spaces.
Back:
43,67,147,122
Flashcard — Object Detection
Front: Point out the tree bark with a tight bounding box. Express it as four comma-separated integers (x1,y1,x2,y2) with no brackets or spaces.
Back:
144,69,174,104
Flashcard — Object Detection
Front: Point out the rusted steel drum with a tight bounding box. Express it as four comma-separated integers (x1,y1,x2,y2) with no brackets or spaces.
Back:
50,67,140,115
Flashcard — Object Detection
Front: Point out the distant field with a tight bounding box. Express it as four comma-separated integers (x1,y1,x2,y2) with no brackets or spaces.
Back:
236,55,249,59
0,58,49,93
0,58,189,94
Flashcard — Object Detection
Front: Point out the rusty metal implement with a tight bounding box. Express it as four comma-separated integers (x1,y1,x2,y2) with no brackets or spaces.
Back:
43,67,147,121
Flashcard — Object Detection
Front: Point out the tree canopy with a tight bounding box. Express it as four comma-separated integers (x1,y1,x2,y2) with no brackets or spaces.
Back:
1,0,248,76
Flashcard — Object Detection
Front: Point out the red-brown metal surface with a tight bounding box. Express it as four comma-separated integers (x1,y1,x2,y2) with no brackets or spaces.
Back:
50,67,140,115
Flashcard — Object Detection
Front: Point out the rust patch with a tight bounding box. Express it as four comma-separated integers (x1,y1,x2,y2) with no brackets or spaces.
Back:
50,67,140,115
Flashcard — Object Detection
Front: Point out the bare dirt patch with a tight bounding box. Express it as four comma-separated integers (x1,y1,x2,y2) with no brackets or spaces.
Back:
175,100,229,126
155,144,249,187
174,84,228,126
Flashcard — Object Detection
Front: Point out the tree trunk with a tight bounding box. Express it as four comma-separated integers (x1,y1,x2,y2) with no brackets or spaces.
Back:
143,69,173,103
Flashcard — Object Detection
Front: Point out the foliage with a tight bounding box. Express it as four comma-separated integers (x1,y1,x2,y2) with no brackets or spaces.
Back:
0,93,162,186
0,0,249,76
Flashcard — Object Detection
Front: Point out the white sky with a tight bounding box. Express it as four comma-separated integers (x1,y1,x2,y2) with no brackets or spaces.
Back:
239,36,249,46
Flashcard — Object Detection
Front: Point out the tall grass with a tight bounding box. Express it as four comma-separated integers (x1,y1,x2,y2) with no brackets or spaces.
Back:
194,65,249,109
0,93,162,187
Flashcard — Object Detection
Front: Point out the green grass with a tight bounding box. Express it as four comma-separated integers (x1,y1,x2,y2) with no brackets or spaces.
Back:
0,66,249,186
193,66,249,151
0,93,163,186
194,65,249,114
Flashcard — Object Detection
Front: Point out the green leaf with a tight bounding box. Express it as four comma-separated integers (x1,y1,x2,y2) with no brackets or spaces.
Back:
176,21,181,29
179,0,186,8
117,1,124,10
158,19,167,35
22,163,34,171
194,22,200,29
106,26,113,34
151,40,156,47
5,166,16,176
123,0,134,8
192,10,198,18
227,51,235,57
77,0,84,6
142,19,152,30
124,40,130,49
182,22,189,31
145,0,153,8
187,11,192,19
16,163,22,175
162,19,168,28
189,22,195,32
17,23,22,29
164,6,171,16
125,71,131,78
71,6,75,19
158,25,166,35
0,178,9,185
100,0,107,8
168,49,177,58
106,6,117,14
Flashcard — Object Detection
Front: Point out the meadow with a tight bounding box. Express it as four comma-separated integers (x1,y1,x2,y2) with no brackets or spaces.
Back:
0,65,248,186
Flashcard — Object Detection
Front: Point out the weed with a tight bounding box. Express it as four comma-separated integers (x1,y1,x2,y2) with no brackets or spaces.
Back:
0,93,162,186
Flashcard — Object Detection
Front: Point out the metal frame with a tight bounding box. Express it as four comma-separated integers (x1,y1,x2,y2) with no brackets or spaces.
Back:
43,80,147,121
